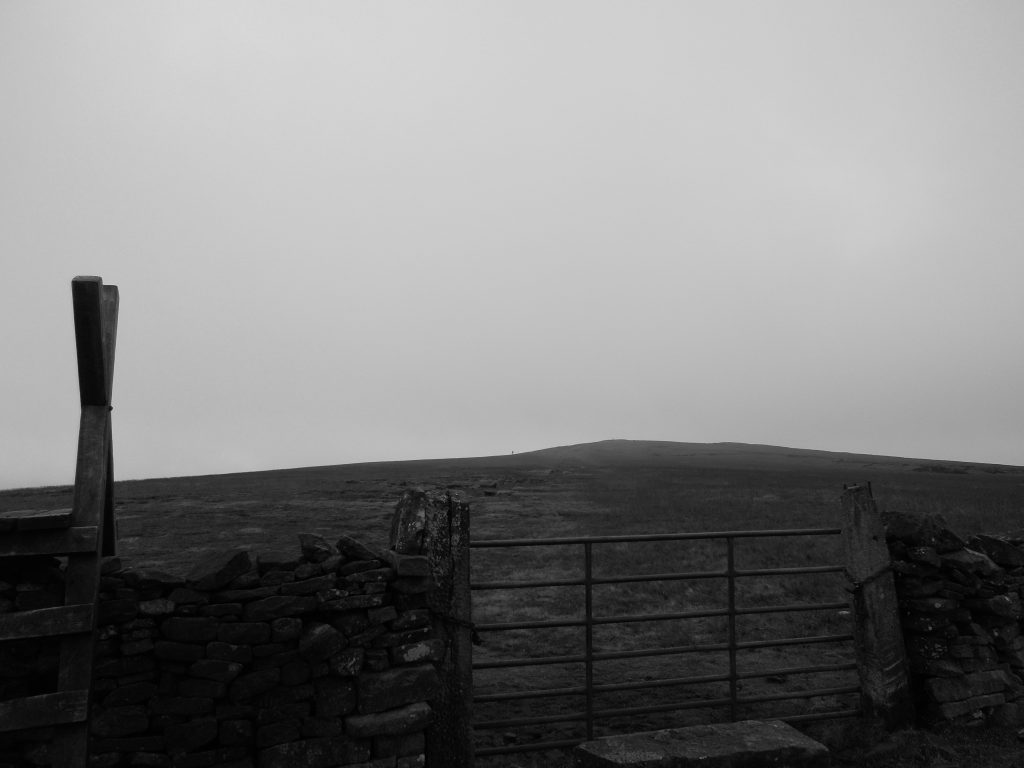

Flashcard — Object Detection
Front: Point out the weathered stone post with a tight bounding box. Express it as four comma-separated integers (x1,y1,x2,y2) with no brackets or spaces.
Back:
841,483,915,728
391,489,474,767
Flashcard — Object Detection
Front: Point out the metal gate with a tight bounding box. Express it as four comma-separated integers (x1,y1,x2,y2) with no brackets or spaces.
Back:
470,527,860,758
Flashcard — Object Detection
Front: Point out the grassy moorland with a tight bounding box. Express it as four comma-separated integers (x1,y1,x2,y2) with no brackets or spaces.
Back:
3,439,1024,767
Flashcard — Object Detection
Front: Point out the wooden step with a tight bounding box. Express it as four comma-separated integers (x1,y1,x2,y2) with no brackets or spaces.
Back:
0,526,97,557
0,604,94,642
0,508,73,533
0,690,89,734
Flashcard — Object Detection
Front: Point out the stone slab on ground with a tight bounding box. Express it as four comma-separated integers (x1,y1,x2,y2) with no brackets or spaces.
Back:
572,720,830,768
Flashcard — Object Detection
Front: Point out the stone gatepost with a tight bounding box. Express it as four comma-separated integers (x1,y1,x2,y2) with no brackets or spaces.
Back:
841,483,915,728
391,489,474,767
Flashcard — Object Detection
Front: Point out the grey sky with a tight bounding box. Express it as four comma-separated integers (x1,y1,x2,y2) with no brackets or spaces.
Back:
2,2,1023,489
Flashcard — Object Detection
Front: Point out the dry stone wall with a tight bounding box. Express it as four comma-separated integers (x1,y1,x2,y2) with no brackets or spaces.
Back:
885,511,1024,727
1,522,450,768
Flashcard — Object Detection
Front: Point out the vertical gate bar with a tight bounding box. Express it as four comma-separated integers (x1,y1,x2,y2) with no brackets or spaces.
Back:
584,541,594,741
726,536,738,721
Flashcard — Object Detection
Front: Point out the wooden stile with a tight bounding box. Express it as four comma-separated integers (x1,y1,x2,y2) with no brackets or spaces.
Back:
0,276,119,767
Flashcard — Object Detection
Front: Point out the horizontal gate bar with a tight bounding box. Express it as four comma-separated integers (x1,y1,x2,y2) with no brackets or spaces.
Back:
737,685,861,705
734,565,846,577
591,696,735,720
736,661,858,680
476,603,849,634
475,672,732,704
471,527,842,547
471,568,731,590
474,652,588,669
472,577,587,590
735,633,854,650
474,641,732,670
475,617,586,631
475,684,589,702
733,600,850,615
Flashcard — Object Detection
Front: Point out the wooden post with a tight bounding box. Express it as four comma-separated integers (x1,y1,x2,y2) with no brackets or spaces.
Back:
393,489,474,768
841,483,914,728
54,277,118,766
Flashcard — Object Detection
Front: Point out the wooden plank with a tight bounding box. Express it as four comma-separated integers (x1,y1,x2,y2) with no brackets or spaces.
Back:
841,483,914,728
0,508,73,531
0,690,89,733
72,277,110,407
0,604,94,641
71,408,109,529
102,427,117,557
0,526,97,557
101,283,119,404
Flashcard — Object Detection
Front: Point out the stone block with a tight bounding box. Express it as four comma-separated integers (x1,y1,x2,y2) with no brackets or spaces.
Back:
346,702,433,738
102,681,157,706
228,569,262,589
336,535,384,562
161,616,217,643
271,617,303,642
281,659,311,686
299,622,346,663
357,665,440,714
187,549,253,591
148,696,213,716
320,594,387,611
385,551,431,577
391,639,446,666
572,720,830,768
314,677,357,718
373,732,425,758
165,717,218,754
178,678,227,699
153,641,205,663
244,595,316,621
368,606,399,625
328,648,365,677
940,548,1000,576
218,622,272,645
969,534,1024,568
90,706,149,737
138,598,176,616
206,642,253,665
258,550,301,573
391,577,430,595
189,655,244,684
167,587,208,605
219,719,254,747
280,574,336,596
257,719,301,748
260,570,296,587
214,587,278,603
257,736,368,768
299,533,338,563
339,559,384,576
98,597,139,624
229,669,281,702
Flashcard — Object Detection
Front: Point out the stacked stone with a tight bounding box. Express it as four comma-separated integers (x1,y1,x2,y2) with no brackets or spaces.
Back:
885,511,1024,726
87,532,441,768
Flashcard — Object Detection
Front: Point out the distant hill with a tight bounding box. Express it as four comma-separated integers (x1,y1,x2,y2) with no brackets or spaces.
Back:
508,439,1021,474
1,439,1019,504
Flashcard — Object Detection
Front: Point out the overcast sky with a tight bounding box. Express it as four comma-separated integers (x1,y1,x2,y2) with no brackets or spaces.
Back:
2,2,1023,489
